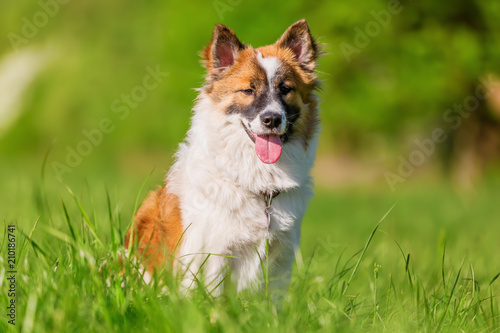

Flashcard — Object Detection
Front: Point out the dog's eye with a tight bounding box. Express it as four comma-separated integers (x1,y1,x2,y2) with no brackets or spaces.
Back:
280,85,293,96
241,88,255,96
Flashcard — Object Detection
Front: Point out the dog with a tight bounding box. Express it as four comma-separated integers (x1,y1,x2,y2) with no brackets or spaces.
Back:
124,19,321,296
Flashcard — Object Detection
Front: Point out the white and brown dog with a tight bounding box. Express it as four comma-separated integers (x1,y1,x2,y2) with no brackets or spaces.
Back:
125,19,320,295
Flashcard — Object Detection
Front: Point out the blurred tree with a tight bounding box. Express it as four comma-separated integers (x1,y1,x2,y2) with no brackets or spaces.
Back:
1,0,500,184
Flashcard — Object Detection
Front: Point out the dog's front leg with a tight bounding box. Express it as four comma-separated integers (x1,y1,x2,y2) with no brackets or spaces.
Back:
265,228,300,301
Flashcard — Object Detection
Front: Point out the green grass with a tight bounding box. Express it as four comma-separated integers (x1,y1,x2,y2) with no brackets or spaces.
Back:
3,1,500,330
1,168,500,332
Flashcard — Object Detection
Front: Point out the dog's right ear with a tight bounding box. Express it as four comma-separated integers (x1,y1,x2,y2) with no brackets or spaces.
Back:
201,24,246,76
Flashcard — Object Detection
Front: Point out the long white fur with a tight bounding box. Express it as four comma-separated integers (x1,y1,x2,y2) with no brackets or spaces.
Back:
166,72,319,296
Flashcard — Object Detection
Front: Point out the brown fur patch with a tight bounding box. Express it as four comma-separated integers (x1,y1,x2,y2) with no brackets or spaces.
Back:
200,20,321,147
208,48,267,105
124,186,184,272
258,45,318,89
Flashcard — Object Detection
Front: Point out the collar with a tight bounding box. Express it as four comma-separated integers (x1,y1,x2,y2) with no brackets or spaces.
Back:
262,190,280,229
262,190,280,202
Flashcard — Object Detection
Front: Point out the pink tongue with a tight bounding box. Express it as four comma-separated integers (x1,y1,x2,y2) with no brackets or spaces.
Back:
255,134,282,164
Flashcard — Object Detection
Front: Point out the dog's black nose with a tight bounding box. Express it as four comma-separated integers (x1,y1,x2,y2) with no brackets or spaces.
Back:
260,112,282,129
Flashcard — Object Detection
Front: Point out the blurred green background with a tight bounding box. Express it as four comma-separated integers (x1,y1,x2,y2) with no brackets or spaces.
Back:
3,3,500,330
1,0,500,219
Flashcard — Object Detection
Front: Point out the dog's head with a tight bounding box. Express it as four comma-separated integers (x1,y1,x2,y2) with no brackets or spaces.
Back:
200,19,320,165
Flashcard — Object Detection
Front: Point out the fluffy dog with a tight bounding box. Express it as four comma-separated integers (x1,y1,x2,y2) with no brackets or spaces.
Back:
125,19,321,295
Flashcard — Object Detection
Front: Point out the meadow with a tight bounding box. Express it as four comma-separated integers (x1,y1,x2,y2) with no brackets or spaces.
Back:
1,163,499,332
2,0,500,331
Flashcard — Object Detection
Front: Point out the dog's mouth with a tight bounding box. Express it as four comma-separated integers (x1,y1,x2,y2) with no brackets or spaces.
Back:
241,122,283,164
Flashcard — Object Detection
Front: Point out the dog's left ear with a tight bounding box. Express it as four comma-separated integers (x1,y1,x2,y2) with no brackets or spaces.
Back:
276,19,319,71
202,24,246,75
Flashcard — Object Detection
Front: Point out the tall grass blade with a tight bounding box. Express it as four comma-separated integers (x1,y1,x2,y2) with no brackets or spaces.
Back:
437,259,464,331
40,144,54,225
66,186,103,247
19,217,40,262
490,272,500,286
84,178,98,233
105,185,118,251
61,199,77,241
18,227,51,267
441,243,447,290
343,203,396,296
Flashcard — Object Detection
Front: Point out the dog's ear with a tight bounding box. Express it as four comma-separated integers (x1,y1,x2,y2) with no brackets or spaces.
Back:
276,19,319,71
201,24,246,75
